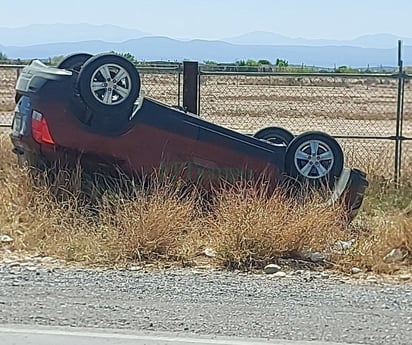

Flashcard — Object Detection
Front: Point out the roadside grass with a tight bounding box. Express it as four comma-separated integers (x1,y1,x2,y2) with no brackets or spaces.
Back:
207,184,348,269
342,176,412,273
0,133,411,274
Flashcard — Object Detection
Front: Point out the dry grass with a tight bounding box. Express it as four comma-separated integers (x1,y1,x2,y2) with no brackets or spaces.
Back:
0,133,411,274
0,133,208,265
342,177,412,273
348,216,412,273
207,185,348,269
0,151,203,265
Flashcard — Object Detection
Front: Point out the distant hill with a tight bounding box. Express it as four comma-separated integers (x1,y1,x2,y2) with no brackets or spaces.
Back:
0,23,149,46
0,36,409,67
223,31,412,49
0,24,409,67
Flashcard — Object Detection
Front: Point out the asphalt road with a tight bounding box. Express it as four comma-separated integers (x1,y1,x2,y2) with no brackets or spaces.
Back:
0,325,360,345
0,265,411,345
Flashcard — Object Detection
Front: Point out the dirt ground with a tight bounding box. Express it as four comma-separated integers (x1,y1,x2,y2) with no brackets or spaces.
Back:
1,66,411,176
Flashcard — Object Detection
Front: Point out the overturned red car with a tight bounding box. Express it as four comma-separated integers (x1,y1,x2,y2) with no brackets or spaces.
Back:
10,53,368,220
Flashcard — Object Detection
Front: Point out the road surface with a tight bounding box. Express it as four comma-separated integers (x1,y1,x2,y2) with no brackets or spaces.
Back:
0,325,363,345
0,264,411,345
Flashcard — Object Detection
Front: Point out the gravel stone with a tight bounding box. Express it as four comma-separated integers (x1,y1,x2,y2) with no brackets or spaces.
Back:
0,234,13,243
309,252,325,263
351,267,362,274
335,239,355,251
384,248,408,263
24,266,38,272
128,266,143,272
203,248,216,258
366,276,378,283
399,274,411,281
263,264,281,274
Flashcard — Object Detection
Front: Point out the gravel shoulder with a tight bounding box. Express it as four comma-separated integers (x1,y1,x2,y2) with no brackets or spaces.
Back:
0,263,411,345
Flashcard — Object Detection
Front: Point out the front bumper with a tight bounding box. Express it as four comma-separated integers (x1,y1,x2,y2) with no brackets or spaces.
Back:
328,167,368,221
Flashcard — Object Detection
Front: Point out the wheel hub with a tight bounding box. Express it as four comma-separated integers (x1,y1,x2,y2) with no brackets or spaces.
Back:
90,64,131,106
294,139,334,179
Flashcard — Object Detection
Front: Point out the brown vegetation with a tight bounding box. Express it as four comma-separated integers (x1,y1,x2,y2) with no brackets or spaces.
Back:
0,134,411,274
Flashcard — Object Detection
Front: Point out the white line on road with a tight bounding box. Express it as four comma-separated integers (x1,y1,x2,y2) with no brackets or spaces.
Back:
0,325,361,345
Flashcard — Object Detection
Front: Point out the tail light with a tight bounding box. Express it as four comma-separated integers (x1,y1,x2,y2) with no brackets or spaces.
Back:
31,110,55,144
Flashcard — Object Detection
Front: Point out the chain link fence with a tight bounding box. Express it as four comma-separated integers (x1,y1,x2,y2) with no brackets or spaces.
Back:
0,65,19,126
198,71,408,178
0,64,182,126
402,76,412,179
138,64,182,107
1,63,410,180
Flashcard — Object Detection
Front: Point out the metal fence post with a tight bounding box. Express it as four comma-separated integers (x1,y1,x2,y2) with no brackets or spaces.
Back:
394,40,405,183
177,63,181,107
197,69,201,116
183,61,199,114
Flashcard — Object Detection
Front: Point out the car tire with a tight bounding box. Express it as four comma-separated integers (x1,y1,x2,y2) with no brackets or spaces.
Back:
57,53,93,71
254,127,294,146
77,53,141,116
285,131,344,187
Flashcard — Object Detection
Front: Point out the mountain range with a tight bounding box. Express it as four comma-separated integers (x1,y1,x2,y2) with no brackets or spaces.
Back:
224,32,412,49
0,24,410,67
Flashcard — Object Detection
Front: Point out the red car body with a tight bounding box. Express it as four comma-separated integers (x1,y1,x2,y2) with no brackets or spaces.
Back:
10,55,368,220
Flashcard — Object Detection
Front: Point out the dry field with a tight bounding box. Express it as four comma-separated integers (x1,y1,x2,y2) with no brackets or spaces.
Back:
1,67,411,176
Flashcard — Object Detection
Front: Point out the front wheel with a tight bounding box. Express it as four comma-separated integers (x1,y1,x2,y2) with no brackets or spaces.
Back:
285,131,344,186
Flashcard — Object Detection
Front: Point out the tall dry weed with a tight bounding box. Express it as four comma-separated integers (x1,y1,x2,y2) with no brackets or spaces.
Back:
207,182,348,269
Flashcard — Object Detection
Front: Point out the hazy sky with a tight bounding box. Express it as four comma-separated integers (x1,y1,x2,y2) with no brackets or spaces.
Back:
2,0,412,39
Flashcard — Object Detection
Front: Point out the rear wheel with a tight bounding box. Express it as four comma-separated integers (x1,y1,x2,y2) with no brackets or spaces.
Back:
254,127,294,146
77,53,140,116
57,53,93,71
285,131,344,187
